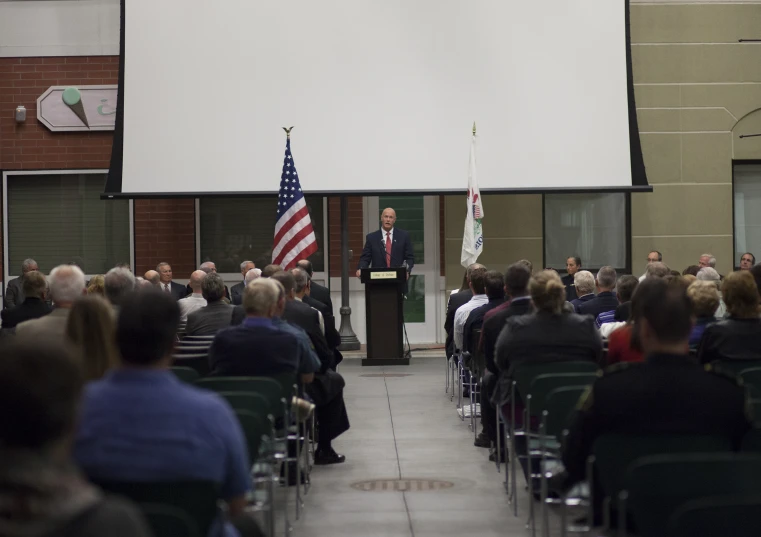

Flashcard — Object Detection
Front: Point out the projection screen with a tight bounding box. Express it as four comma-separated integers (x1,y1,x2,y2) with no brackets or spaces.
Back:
105,0,648,197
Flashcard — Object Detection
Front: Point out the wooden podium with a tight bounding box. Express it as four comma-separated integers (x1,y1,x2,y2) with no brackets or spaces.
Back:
360,267,409,366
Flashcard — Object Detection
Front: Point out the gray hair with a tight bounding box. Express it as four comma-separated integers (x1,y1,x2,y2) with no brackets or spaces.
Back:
596,266,617,290
697,267,721,288
244,268,262,285
21,258,38,273
243,278,283,316
240,260,255,272
48,264,86,303
199,261,216,274
700,253,717,268
201,272,226,302
573,270,595,295
104,267,136,306
646,261,671,279
156,262,171,272
291,268,310,293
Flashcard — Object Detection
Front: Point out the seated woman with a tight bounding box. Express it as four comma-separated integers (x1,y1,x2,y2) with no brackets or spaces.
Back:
686,280,719,349
698,270,761,364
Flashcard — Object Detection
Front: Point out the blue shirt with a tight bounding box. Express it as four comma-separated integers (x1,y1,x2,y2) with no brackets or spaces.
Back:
73,369,251,537
272,317,322,374
595,310,617,328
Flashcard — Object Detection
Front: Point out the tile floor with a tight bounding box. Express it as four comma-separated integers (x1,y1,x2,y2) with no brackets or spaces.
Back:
290,355,545,537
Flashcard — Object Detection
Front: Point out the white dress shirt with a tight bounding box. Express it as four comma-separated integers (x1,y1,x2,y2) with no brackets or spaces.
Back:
453,293,489,351
178,293,207,322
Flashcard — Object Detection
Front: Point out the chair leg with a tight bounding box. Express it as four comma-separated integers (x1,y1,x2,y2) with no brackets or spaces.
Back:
445,357,450,393
495,410,501,473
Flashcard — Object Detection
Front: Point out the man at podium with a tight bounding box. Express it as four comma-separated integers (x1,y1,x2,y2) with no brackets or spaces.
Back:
355,207,415,281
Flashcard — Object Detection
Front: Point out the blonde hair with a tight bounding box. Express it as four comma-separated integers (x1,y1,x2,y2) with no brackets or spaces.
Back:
87,275,105,295
530,270,566,315
243,278,284,316
687,280,720,318
682,274,697,285
722,271,760,319
65,295,118,381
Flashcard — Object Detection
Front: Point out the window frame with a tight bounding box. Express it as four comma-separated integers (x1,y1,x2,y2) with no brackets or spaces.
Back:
2,169,135,288
732,160,761,271
193,196,330,286
541,192,632,275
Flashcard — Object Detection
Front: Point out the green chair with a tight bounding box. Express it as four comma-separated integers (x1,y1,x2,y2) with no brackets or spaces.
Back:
710,360,761,377
234,409,268,466
171,366,200,384
741,426,761,452
740,367,761,398
590,434,733,531
667,494,761,537
94,481,219,537
218,391,271,419
141,503,201,537
172,355,210,377
624,454,761,537
196,377,285,421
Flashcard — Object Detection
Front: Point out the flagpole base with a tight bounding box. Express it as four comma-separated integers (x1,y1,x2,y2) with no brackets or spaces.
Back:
338,306,361,351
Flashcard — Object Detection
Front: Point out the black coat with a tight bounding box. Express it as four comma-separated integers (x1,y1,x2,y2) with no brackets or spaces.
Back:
481,297,533,375
561,273,578,302
697,318,761,365
576,291,619,319
0,297,52,329
209,323,300,377
282,300,334,372
445,290,473,358
185,301,234,336
309,281,333,314
230,281,245,306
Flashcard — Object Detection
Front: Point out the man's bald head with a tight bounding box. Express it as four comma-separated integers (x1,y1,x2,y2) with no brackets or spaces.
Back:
189,270,207,292
143,270,160,285
381,207,397,232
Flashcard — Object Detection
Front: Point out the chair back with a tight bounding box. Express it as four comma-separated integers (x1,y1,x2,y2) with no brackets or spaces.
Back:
217,391,271,418
625,454,761,537
468,328,485,375
140,503,202,537
526,373,597,420
196,377,285,419
170,366,200,384
234,409,268,465
183,335,216,342
513,360,599,402
172,355,210,377
175,345,211,357
542,385,588,441
94,481,219,537
269,371,298,402
591,433,733,503
667,494,761,537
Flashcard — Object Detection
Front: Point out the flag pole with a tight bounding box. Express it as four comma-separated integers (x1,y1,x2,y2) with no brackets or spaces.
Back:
338,195,361,350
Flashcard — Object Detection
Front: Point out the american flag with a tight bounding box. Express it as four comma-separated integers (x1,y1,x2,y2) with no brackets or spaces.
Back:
272,138,318,270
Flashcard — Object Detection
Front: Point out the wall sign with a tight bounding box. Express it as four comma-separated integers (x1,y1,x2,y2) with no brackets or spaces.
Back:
37,85,117,132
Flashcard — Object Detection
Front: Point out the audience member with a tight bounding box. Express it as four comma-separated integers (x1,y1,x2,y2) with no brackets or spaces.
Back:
577,266,619,318
462,270,505,354
156,262,186,300
638,250,662,281
561,278,751,505
1,271,52,330
453,266,489,352
562,256,581,301
698,270,761,364
750,264,761,299
0,339,151,537
682,265,700,277
261,264,283,278
66,295,118,381
104,267,136,309
294,268,343,365
230,260,255,305
74,289,260,537
143,269,160,286
682,274,697,285
740,252,755,270
3,258,38,309
297,259,333,313
191,261,230,301
697,267,726,317
178,270,208,322
86,274,106,296
570,270,595,311
185,273,234,336
699,253,717,269
611,275,639,322
16,265,85,343
200,261,217,273
445,263,483,358
687,280,720,349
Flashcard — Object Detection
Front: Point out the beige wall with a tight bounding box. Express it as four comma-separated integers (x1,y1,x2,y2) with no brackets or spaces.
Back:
445,1,761,288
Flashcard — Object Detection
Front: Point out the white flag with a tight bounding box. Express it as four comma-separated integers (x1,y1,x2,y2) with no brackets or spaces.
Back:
461,133,484,268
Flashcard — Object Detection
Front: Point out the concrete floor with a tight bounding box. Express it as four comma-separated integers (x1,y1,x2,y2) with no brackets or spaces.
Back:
290,356,543,537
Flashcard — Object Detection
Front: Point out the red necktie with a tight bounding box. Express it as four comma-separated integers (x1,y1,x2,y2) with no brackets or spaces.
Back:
385,232,392,267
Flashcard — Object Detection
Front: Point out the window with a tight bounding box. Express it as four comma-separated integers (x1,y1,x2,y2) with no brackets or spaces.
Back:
544,193,629,272
733,163,761,268
4,171,131,276
198,197,326,273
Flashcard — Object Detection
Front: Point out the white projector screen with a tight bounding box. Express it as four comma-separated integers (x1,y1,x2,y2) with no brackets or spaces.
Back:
109,0,647,196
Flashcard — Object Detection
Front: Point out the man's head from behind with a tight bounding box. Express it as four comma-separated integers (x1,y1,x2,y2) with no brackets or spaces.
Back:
188,270,207,293
468,266,488,295
22,270,47,300
144,270,160,285
270,270,295,300
504,262,531,298
104,267,136,306
0,339,82,453
573,270,595,296
291,268,310,297
243,278,285,318
646,261,671,280
634,278,693,355
262,264,283,278
596,266,617,292
116,289,180,367
483,270,505,300
49,264,86,307
202,272,226,303
296,259,314,277
245,268,262,285
616,275,639,303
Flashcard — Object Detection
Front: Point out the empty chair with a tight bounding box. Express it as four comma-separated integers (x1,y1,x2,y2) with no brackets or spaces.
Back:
667,494,761,537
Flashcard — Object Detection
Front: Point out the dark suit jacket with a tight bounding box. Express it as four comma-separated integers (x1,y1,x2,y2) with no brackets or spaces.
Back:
570,293,595,312
162,281,188,301
697,318,761,364
462,296,505,353
303,294,343,367
185,301,234,336
445,290,473,358
482,297,533,375
358,228,415,273
576,291,619,319
614,301,632,322
185,283,230,301
309,281,333,314
209,324,300,377
230,281,245,306
561,274,578,302
282,300,334,372
3,277,24,310
0,297,52,329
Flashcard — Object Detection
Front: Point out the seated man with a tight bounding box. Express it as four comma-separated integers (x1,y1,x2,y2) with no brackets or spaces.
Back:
186,273,234,336
596,274,638,327
74,289,260,537
576,266,619,318
178,270,208,322
569,270,595,312
230,261,255,306
444,264,482,359
0,338,151,537
561,277,751,508
462,270,505,354
453,266,489,353
1,270,51,329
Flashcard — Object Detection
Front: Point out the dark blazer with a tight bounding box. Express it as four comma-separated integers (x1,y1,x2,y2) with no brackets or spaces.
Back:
309,281,333,314
282,300,334,372
161,281,188,301
230,281,245,306
303,294,343,367
697,318,761,365
3,277,24,310
185,283,230,301
614,301,632,322
570,293,595,312
576,291,619,318
185,301,234,336
358,228,415,273
482,297,533,375
462,296,505,353
209,324,300,377
562,353,752,486
445,290,473,358
561,274,578,302
0,297,52,329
